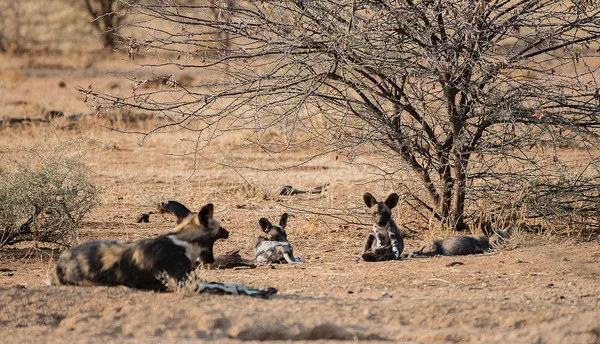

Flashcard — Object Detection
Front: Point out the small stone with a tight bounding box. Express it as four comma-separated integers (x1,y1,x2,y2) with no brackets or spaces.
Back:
137,213,150,223
446,261,464,267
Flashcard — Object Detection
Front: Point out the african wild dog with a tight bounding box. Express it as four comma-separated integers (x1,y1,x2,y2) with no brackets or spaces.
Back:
49,201,229,290
279,183,329,196
361,192,404,261
254,213,301,264
411,230,510,257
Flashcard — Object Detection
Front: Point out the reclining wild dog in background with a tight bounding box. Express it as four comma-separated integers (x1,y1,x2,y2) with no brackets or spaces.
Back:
254,213,301,264
361,192,405,261
279,183,329,196
49,202,229,290
411,229,510,257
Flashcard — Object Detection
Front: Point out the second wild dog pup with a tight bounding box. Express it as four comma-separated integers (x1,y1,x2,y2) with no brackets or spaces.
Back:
49,201,229,290
411,230,509,257
254,213,300,264
362,192,404,261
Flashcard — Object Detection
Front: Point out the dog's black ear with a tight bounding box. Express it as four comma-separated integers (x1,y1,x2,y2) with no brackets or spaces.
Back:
384,193,399,209
363,192,378,208
161,201,192,223
259,218,272,232
279,213,288,228
198,203,214,227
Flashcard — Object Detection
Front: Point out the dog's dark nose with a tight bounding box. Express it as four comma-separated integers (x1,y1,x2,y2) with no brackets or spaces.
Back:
218,227,229,239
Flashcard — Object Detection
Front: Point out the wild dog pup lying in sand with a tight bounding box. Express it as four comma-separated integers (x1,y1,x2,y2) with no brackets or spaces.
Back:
411,230,509,257
361,192,404,261
254,213,301,264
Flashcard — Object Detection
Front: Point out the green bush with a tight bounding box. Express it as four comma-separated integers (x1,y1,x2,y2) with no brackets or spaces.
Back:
0,148,99,248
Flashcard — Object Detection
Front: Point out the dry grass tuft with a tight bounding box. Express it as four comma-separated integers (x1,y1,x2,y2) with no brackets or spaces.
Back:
158,270,206,297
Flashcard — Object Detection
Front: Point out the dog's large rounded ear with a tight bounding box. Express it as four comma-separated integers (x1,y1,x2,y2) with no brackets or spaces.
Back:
199,203,214,226
279,213,288,228
363,192,378,208
160,201,192,224
259,218,272,232
384,193,399,209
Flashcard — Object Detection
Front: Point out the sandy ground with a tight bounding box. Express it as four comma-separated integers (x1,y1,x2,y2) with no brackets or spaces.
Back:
2,241,600,343
1,53,600,344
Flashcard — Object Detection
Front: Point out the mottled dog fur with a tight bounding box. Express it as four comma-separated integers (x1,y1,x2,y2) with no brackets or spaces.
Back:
254,213,299,264
411,230,509,257
49,201,229,290
361,192,404,261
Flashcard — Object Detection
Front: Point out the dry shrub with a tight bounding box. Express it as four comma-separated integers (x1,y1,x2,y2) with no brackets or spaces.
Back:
0,145,99,248
95,0,600,236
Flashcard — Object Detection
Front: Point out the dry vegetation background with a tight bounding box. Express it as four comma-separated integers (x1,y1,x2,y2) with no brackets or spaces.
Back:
1,1,600,343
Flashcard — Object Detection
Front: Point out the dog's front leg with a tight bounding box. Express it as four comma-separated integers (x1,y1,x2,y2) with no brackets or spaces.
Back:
388,231,402,260
280,244,303,264
362,233,376,255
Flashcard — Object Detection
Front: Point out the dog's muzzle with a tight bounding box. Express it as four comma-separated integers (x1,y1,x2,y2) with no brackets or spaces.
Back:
217,227,229,240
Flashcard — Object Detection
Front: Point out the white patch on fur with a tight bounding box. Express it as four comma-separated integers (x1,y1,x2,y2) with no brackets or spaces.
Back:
168,235,200,262
255,241,295,263
372,224,390,247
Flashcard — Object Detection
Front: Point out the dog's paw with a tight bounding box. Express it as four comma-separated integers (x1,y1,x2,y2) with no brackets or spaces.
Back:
392,247,400,259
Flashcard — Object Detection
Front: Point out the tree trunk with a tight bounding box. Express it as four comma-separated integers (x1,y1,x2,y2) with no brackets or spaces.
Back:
438,153,453,220
101,0,115,48
451,157,468,231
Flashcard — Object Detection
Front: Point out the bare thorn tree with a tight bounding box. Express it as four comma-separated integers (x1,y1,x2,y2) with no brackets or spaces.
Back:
82,0,125,48
86,0,600,233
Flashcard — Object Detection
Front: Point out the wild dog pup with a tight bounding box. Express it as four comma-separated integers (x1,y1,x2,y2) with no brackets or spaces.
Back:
361,192,404,261
411,230,509,257
254,213,300,264
50,201,229,290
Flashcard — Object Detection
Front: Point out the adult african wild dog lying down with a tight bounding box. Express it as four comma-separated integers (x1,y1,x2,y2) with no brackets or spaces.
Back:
50,201,278,297
49,202,228,290
411,230,510,257
254,213,301,264
361,192,405,262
